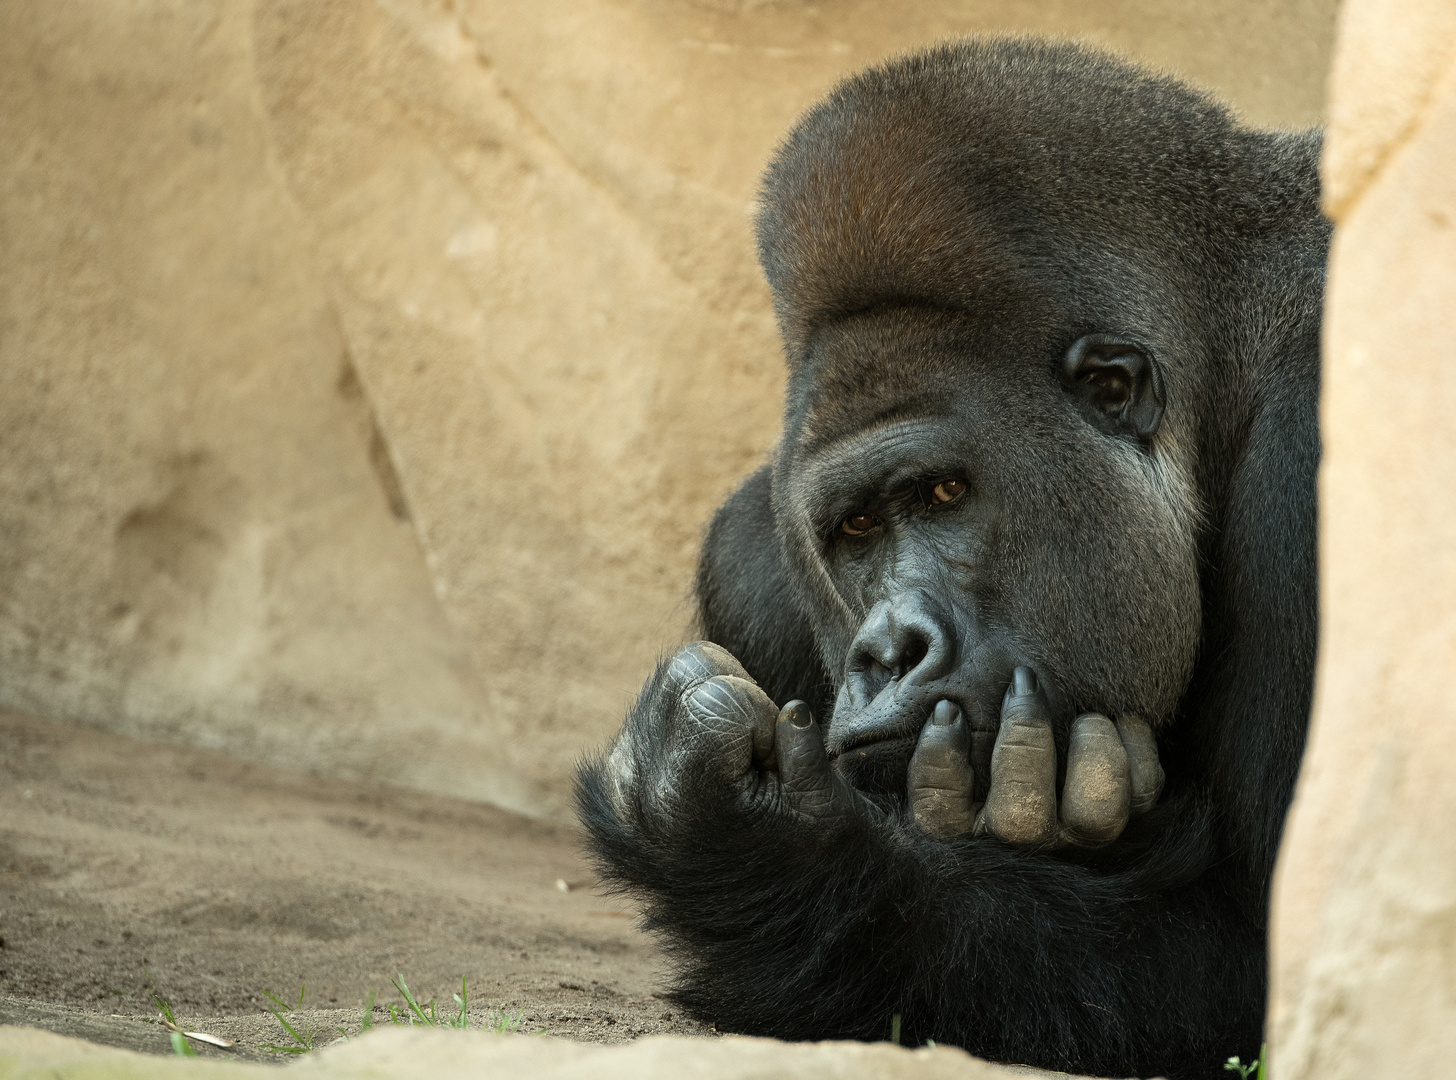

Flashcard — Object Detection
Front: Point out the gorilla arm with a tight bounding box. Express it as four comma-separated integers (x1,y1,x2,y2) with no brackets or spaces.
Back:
576,644,1243,1077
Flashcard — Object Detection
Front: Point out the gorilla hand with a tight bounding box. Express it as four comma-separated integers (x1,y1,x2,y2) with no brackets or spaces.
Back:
608,646,1160,845
603,641,878,828
908,666,1165,845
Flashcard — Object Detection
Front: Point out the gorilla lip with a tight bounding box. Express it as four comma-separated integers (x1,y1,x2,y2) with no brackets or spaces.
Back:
827,688,964,758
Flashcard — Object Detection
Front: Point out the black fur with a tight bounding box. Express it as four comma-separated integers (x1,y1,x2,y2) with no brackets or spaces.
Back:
578,38,1325,1079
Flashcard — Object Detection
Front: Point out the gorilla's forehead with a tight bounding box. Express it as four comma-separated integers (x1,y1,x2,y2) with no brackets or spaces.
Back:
788,420,959,505
789,309,1039,458
752,40,1259,375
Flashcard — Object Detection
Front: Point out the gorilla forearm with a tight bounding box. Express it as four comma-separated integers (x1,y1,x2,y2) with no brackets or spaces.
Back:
578,744,1257,1076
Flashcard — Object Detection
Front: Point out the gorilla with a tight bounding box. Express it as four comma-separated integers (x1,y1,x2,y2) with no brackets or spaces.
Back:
577,37,1326,1080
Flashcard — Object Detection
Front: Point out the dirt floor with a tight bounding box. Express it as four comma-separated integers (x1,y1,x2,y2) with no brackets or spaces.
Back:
0,709,712,1062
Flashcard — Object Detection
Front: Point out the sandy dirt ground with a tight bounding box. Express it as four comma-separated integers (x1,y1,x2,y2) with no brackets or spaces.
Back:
0,709,711,1062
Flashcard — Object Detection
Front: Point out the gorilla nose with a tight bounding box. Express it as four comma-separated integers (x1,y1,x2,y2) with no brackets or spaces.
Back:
842,592,956,710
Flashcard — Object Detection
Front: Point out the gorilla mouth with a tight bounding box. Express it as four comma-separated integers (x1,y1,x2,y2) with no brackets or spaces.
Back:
828,686,1003,800
827,691,950,798
827,681,957,759
832,729,920,760
829,717,926,758
832,733,920,799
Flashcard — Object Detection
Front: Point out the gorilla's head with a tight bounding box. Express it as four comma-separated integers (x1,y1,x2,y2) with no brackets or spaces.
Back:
753,39,1274,793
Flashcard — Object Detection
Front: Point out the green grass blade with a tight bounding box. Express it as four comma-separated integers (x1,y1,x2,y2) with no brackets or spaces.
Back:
391,975,433,1025
153,996,178,1026
486,1009,524,1033
451,977,469,1028
267,1007,304,1045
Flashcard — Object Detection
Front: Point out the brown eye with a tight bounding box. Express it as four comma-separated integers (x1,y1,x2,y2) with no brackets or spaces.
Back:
842,513,879,536
930,478,967,505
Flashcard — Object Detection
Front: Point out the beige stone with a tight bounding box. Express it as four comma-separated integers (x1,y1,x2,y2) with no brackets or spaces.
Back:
0,1024,1084,1080
0,2,536,814
2,0,1340,817
1322,0,1456,216
1268,1,1456,1076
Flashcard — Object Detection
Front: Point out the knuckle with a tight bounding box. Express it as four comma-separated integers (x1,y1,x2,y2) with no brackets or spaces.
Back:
987,809,1056,845
778,727,826,778
603,741,638,812
915,806,973,840
990,750,1056,786
999,702,1048,727
666,641,749,692
909,742,957,772
910,761,967,790
997,717,1055,749
1061,773,1131,842
682,673,738,712
1067,778,1126,812
1116,715,1166,815
682,675,765,730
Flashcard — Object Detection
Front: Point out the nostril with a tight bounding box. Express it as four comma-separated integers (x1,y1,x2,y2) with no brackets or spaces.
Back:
846,654,894,706
896,636,929,679
844,593,955,696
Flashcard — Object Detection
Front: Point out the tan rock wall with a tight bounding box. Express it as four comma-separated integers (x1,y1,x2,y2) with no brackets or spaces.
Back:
0,1,535,812
0,1025,1080,1080
1268,1,1456,1076
1,0,1339,817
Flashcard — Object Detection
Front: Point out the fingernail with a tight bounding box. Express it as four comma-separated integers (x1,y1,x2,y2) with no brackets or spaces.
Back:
1013,666,1038,696
781,701,813,729
932,699,961,726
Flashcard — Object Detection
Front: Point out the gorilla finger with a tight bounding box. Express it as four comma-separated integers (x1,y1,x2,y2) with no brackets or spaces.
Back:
1060,713,1132,846
775,702,844,821
909,700,976,838
979,666,1058,845
665,641,754,697
682,674,780,767
1116,715,1165,814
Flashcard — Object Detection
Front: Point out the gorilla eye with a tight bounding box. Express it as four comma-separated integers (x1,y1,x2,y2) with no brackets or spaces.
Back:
841,512,880,536
929,478,967,506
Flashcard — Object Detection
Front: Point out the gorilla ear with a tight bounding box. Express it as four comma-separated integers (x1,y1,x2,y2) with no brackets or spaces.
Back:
1062,334,1166,442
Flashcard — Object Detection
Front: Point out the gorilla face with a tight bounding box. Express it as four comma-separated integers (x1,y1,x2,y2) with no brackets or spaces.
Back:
772,307,1203,797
